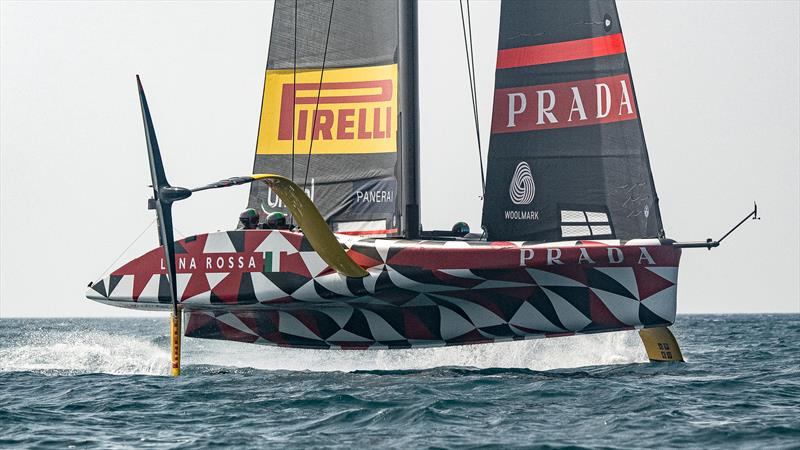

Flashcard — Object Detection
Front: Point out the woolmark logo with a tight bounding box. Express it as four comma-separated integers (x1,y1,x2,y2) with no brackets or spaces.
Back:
509,162,535,205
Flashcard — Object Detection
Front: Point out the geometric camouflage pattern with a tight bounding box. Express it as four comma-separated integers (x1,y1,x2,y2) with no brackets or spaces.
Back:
87,230,681,350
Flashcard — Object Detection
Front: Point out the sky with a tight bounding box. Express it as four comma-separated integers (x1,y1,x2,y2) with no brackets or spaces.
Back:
1,0,798,317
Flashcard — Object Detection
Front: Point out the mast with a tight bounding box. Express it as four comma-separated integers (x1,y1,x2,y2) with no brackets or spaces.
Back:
399,0,421,239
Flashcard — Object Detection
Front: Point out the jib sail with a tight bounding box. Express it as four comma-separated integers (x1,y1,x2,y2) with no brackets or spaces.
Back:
247,0,400,236
481,0,664,242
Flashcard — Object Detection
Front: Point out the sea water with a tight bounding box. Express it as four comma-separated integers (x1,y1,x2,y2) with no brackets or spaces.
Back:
1,315,798,448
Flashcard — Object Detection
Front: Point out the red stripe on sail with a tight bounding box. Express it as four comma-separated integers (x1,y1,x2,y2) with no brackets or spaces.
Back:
496,33,626,69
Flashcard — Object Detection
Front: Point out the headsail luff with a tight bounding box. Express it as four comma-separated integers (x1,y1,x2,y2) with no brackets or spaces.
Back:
248,0,402,237
481,0,664,243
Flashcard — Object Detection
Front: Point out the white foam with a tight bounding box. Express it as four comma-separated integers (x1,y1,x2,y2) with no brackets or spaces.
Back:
183,331,648,373
0,329,169,376
0,322,648,375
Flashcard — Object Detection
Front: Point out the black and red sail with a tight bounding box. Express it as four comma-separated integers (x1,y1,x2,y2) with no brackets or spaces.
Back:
481,0,664,242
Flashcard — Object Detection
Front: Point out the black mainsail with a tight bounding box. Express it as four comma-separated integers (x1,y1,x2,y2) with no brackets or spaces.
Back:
247,0,402,236
481,0,664,242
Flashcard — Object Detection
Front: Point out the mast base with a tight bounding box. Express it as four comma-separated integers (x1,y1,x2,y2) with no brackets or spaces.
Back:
639,327,684,362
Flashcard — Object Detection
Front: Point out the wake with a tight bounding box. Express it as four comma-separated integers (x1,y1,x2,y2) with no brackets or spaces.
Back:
185,330,648,373
0,320,647,375
0,328,169,376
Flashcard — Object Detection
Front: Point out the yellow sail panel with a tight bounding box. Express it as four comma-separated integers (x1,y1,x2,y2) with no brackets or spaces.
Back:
257,64,398,155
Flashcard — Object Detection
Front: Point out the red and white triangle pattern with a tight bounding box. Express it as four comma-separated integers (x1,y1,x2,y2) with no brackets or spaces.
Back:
88,230,680,349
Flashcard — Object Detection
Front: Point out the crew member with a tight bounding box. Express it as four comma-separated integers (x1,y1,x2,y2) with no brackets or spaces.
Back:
451,221,470,237
264,211,288,229
238,208,259,230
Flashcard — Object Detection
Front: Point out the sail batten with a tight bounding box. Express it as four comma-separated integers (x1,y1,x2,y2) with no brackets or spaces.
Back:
481,0,663,243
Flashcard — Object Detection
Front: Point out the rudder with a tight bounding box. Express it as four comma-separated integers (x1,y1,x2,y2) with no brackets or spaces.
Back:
639,327,684,362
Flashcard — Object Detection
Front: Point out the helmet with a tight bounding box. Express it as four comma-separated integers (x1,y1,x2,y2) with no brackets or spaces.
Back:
266,212,287,229
239,208,259,228
451,221,470,236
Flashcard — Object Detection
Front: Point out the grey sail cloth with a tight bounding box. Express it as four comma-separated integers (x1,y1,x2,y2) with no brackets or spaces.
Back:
481,0,664,242
248,0,402,234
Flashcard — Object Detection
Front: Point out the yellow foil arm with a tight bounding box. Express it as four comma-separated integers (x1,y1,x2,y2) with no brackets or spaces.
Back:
254,174,369,278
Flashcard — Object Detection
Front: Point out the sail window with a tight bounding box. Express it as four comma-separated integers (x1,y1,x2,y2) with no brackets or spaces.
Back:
560,210,587,223
562,225,591,237
333,220,394,237
559,207,614,238
585,211,609,222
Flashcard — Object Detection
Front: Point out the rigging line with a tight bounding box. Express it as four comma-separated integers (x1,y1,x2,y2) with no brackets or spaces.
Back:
97,218,156,279
466,0,481,148
246,2,276,212
289,0,298,228
291,0,297,184
459,0,485,196
302,0,335,192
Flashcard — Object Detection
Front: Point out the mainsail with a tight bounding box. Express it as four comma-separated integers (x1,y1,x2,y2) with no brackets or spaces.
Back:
248,0,401,236
481,0,664,242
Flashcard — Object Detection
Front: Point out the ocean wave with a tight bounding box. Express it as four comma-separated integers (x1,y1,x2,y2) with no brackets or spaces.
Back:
1,316,798,448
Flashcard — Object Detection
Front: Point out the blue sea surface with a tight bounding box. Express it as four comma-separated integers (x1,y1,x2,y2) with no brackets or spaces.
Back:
1,315,798,449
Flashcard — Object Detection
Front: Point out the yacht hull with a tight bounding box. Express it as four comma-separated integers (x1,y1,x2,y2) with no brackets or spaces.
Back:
87,230,680,349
